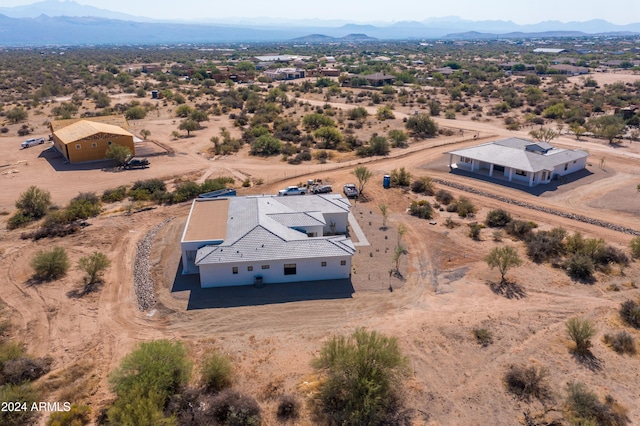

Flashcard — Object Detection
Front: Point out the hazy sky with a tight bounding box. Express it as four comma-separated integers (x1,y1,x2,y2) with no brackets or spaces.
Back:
3,0,639,25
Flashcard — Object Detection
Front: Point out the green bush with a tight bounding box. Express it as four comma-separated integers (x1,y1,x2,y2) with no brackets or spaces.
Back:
434,189,454,205
472,328,493,347
619,299,640,329
603,331,636,355
565,382,630,426
199,177,234,193
15,186,51,220
107,387,176,426
410,176,435,195
0,341,25,370
106,144,133,166
484,209,512,228
129,179,167,202
525,228,566,263
390,167,411,187
277,394,300,421
565,317,596,354
630,237,640,259
77,252,110,286
46,404,91,426
65,192,102,221
503,365,550,402
468,223,484,240
30,247,70,281
505,219,537,239
101,186,128,203
200,352,233,393
110,340,192,404
0,383,40,426
565,253,595,280
456,197,476,218
6,212,31,230
408,200,433,220
312,328,410,426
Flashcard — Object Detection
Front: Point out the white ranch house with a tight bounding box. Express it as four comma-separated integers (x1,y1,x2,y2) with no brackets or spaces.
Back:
447,138,589,187
181,195,355,288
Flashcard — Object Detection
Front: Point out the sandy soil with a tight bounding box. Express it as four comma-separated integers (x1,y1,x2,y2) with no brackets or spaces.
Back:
1,87,640,425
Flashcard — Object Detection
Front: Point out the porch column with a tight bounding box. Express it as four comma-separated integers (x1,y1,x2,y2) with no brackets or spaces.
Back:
529,172,534,187
489,163,494,177
508,168,513,182
448,154,453,169
470,160,475,172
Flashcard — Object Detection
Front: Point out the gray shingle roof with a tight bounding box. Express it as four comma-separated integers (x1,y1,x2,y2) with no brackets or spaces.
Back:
194,195,355,266
447,138,588,173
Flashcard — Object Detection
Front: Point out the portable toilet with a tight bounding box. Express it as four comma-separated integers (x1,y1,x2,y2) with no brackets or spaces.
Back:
383,175,391,189
151,90,159,99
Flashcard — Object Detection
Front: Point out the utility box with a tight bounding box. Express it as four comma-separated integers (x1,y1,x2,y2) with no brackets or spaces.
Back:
383,175,391,189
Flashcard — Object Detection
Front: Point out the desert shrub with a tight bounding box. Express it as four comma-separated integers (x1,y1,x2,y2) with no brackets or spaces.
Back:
525,228,566,263
565,317,596,354
0,341,25,370
77,252,110,286
107,389,175,426
472,328,493,347
200,352,233,393
565,253,595,280
435,189,454,205
312,328,410,426
565,232,586,254
619,299,640,329
408,200,433,220
169,181,201,203
492,230,503,241
468,223,484,240
503,365,550,402
456,197,476,218
30,247,70,281
2,356,52,385
110,340,191,405
603,331,636,355
594,245,629,267
15,186,51,220
390,167,411,187
484,209,512,228
630,237,640,259
46,404,91,426
65,192,102,221
276,394,300,421
129,179,167,201
565,382,630,426
0,383,40,426
199,177,234,194
101,186,128,203
105,144,132,166
505,220,537,239
210,389,261,426
6,212,31,230
410,176,435,195
446,202,458,213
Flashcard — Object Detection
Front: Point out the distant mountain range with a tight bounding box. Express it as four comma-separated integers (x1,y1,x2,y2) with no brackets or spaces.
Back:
0,0,639,45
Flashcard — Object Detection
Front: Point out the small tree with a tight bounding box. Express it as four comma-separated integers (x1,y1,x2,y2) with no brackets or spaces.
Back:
106,144,132,166
405,113,438,138
140,129,151,140
485,246,522,283
529,127,559,143
77,252,111,285
15,186,51,220
379,204,389,229
352,166,372,197
565,317,596,354
393,244,406,273
179,119,199,137
6,107,28,123
30,247,70,281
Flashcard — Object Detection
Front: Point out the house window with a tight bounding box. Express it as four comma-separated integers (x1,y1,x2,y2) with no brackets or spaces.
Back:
247,266,253,271
564,163,568,171
284,263,297,275
460,156,472,164
232,267,238,274
75,144,81,150
515,169,527,176
261,265,270,270
341,260,346,266
321,261,327,267
91,142,97,148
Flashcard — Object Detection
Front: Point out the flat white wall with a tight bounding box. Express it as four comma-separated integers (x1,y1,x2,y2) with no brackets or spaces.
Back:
323,212,348,234
198,255,352,288
553,157,587,177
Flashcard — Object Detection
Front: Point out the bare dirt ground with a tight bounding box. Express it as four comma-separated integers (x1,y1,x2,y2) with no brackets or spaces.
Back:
1,87,640,425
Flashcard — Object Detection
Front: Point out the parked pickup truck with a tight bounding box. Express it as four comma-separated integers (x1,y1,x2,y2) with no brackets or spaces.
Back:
123,157,150,169
278,186,307,196
21,137,45,148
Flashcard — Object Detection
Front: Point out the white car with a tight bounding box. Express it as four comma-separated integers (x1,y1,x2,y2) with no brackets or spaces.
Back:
343,184,359,198
21,137,45,148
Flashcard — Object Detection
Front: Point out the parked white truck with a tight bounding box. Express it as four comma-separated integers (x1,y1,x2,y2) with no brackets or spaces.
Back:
21,137,45,148
278,186,307,196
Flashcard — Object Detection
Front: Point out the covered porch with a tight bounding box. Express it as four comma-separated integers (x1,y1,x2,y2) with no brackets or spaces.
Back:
448,154,552,187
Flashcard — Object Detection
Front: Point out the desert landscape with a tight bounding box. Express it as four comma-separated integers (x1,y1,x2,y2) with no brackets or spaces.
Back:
1,42,640,426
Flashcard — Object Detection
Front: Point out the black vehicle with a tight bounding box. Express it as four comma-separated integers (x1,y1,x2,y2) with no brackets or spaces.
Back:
123,157,150,169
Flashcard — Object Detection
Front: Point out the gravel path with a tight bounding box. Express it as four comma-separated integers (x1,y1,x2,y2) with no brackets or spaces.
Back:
133,217,175,311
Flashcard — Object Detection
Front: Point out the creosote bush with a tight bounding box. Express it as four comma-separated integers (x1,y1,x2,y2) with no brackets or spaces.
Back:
210,389,261,426
276,394,300,421
505,219,537,239
603,331,636,355
472,328,493,347
630,237,640,259
565,317,596,354
504,365,551,402
408,200,433,220
200,352,233,393
30,247,70,281
484,208,512,228
434,189,454,205
619,299,640,329
565,382,630,426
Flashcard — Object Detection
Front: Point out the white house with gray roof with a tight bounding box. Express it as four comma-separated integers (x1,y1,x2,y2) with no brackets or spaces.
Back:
180,194,355,288
447,138,589,187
